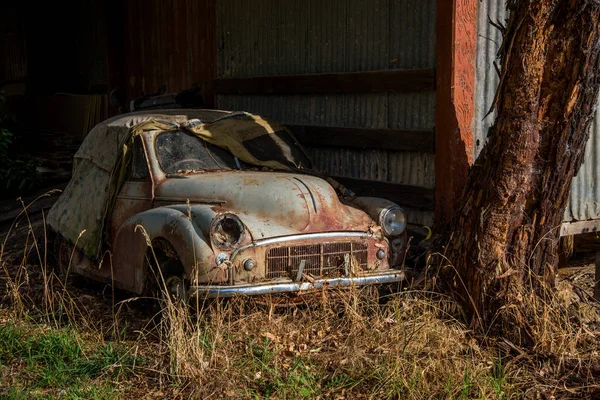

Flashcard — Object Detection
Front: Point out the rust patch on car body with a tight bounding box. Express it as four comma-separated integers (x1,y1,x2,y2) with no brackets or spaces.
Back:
242,177,261,186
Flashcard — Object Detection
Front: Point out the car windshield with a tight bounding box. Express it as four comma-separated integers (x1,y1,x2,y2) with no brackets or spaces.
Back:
155,129,313,174
156,131,246,173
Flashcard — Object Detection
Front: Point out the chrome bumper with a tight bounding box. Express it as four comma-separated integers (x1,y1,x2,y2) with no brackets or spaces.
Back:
192,270,405,298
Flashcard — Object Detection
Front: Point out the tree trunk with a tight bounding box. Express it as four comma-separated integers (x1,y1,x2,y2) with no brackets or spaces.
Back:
446,0,600,335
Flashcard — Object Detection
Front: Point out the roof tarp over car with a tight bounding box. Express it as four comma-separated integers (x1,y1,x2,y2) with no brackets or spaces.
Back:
47,110,316,258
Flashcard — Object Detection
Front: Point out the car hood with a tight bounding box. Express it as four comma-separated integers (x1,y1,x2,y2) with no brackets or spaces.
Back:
154,171,374,238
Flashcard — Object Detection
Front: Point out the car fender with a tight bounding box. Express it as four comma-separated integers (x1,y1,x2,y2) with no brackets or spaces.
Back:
112,205,222,294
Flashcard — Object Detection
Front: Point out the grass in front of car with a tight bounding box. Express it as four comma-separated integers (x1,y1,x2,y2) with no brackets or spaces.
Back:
166,293,512,399
2,212,600,398
3,275,600,399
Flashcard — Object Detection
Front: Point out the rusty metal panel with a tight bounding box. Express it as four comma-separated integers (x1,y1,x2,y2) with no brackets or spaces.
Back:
124,0,215,103
304,147,390,183
389,0,437,69
217,92,435,185
216,0,436,227
216,0,436,194
474,0,600,224
388,91,436,131
218,93,401,185
217,0,435,77
388,151,435,189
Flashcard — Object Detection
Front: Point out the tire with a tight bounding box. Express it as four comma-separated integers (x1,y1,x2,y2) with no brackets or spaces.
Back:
49,231,76,278
143,241,189,314
159,259,188,304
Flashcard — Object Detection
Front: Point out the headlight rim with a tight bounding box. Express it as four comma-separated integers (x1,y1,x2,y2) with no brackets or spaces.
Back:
210,213,246,250
378,205,407,237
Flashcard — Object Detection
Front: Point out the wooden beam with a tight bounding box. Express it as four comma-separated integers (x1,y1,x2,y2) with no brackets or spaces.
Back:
288,125,435,153
332,176,434,211
561,220,600,236
434,0,478,228
214,69,435,95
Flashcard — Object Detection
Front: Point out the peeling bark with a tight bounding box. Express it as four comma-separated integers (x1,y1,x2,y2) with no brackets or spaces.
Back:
446,0,600,335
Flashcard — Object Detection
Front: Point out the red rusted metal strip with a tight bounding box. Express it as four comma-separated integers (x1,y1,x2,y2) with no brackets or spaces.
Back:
434,0,478,228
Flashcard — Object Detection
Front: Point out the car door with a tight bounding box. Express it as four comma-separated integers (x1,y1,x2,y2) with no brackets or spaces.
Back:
110,135,154,245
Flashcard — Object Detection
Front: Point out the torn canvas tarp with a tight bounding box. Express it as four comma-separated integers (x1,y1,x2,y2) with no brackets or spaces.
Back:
47,110,314,258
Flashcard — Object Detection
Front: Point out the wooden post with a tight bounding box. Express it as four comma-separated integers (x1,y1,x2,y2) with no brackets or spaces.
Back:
434,0,478,228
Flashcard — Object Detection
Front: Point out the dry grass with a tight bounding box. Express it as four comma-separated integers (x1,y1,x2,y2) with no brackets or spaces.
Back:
1,196,600,398
156,291,509,399
152,283,600,399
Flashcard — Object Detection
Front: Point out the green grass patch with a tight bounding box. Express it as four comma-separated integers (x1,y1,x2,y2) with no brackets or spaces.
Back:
0,322,140,398
2,383,120,400
240,336,319,398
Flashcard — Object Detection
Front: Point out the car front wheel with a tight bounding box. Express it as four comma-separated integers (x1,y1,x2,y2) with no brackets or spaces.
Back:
143,240,189,313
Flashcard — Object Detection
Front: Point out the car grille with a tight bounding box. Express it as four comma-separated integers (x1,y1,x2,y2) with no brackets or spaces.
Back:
265,241,368,279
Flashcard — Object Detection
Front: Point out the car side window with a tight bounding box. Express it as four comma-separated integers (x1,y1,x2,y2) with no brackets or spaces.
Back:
130,136,149,180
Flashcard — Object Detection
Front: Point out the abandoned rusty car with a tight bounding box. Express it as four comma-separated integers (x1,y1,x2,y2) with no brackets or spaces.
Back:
48,109,408,300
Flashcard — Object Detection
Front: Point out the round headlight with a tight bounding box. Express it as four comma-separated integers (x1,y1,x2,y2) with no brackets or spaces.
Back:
378,206,406,237
211,213,245,249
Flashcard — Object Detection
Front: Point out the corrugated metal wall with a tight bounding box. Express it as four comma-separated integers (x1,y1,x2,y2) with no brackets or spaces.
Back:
216,0,436,225
124,0,215,106
565,115,600,222
473,0,506,158
474,0,600,225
